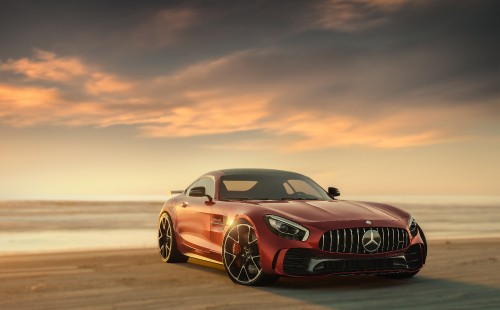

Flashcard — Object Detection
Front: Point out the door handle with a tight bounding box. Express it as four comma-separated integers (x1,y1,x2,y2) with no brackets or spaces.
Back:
181,202,188,208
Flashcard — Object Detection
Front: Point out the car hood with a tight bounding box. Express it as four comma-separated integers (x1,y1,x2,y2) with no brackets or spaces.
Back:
255,200,407,225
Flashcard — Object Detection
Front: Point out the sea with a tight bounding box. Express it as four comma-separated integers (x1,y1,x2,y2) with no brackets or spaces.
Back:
1,195,499,255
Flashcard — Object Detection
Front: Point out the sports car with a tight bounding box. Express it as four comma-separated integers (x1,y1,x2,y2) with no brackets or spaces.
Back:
158,169,427,285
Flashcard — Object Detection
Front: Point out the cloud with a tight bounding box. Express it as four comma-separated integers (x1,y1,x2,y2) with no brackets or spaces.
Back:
0,0,498,152
0,51,137,127
1,50,135,97
139,48,498,150
0,83,60,108
139,94,270,137
304,0,408,32
0,50,86,82
130,7,197,48
85,72,133,95
0,83,65,126
265,107,468,150
1,46,498,152
0,82,142,129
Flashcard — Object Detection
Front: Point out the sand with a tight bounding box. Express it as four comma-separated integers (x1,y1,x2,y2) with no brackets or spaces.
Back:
1,239,499,309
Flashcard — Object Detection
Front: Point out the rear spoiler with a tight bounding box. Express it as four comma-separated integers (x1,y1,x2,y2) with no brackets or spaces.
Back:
169,190,184,195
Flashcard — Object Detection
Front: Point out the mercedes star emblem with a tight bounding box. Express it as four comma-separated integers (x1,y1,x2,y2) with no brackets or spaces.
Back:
362,229,381,252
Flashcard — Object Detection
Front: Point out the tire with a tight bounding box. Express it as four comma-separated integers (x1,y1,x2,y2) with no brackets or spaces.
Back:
158,213,188,263
418,225,428,264
222,220,279,286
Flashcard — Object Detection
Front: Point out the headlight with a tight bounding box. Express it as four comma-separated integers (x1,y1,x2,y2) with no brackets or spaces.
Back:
264,215,309,241
408,215,418,237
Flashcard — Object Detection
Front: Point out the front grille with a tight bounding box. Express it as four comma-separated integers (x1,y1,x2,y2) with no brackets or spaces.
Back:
319,227,410,254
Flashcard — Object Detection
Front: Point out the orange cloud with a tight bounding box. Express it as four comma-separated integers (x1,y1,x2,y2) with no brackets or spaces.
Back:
307,0,407,32
266,109,456,151
0,79,486,151
0,50,86,82
139,91,271,137
0,80,131,128
85,72,133,95
0,83,60,108
140,51,457,149
0,49,495,152
1,50,135,97
0,83,65,126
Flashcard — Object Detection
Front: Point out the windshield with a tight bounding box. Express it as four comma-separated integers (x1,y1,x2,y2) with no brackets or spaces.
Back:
219,173,332,201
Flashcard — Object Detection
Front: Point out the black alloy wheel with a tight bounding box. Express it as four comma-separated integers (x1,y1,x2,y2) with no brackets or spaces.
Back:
158,213,188,263
222,220,278,286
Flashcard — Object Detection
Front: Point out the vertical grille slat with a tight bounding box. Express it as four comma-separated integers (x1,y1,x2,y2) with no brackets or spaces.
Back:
377,228,383,253
389,228,393,252
336,230,340,252
349,229,353,253
360,228,368,254
396,229,399,250
388,228,391,252
356,228,360,254
329,231,333,252
382,228,389,252
358,228,362,254
319,227,409,254
343,229,347,252
390,228,394,251
394,228,398,251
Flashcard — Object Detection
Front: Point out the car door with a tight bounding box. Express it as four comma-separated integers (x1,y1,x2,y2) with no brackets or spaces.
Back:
176,177,214,254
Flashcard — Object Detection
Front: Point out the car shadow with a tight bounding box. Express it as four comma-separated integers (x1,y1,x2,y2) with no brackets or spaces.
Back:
177,260,500,309
260,275,500,309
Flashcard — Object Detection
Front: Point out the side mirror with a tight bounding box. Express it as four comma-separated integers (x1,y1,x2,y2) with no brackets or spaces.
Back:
189,186,206,197
328,187,340,198
189,186,213,202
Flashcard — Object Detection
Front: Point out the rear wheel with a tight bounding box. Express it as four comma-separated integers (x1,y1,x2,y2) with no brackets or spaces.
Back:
158,213,188,263
222,220,278,286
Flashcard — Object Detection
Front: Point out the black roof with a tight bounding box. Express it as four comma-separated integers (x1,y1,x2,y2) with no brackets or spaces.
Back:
218,168,302,176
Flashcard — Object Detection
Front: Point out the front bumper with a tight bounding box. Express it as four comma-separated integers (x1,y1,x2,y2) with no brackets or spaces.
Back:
252,217,426,276
277,244,424,276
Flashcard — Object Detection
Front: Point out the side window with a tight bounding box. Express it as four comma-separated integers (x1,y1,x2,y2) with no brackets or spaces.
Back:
187,177,215,197
283,182,294,194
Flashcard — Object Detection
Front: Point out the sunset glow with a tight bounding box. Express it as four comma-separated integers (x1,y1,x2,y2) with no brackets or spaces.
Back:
0,0,498,199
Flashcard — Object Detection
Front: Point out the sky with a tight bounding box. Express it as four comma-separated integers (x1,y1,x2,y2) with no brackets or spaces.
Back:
0,0,499,200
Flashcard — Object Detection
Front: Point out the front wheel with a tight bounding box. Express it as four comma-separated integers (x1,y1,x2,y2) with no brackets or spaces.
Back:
158,213,188,263
222,220,278,286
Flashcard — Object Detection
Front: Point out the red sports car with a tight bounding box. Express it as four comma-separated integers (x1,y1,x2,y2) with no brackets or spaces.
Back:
158,169,427,285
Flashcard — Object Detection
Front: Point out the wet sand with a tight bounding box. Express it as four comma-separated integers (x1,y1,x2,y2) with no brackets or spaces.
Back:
1,238,499,309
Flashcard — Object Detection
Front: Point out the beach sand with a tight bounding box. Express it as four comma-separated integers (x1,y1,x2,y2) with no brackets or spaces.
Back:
1,239,499,309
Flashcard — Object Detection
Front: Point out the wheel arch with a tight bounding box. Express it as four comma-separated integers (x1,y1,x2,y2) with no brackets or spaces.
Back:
227,213,278,274
230,214,261,238
158,209,185,254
